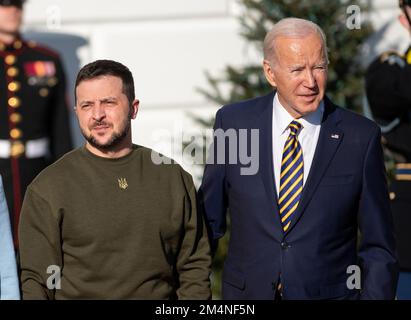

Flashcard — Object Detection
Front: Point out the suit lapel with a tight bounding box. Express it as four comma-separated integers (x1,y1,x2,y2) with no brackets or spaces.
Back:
253,92,283,237
284,97,344,235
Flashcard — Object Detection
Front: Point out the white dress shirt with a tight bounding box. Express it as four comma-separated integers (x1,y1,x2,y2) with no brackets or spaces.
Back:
272,93,324,197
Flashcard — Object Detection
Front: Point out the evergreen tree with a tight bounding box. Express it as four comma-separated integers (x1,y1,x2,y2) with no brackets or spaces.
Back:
196,0,373,298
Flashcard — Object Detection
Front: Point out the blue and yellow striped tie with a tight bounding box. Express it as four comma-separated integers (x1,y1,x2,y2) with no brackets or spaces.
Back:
278,120,304,232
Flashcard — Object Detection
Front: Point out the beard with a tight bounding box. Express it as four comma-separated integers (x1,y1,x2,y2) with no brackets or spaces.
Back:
81,117,131,151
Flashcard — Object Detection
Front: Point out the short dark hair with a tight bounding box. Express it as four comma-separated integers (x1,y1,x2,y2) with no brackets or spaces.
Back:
75,59,135,105
400,0,411,8
0,0,26,9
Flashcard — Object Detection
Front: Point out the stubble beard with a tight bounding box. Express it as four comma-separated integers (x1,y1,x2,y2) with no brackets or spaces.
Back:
82,118,131,151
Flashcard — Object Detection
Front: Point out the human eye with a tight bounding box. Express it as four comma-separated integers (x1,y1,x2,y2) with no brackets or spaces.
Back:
80,103,91,110
291,67,303,73
103,99,117,106
314,64,327,71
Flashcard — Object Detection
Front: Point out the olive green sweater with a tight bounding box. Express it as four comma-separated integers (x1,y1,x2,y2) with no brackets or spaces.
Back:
19,145,211,299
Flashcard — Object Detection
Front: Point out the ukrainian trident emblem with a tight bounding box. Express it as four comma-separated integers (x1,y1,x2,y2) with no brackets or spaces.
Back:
118,178,128,190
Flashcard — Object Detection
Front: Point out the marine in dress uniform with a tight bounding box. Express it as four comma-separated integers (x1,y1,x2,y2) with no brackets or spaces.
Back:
0,0,72,248
365,0,411,299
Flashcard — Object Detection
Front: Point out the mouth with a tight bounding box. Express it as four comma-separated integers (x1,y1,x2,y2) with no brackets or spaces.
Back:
91,124,111,133
299,93,319,102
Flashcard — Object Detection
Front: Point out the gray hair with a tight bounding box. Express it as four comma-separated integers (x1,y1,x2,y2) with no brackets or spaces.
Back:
263,17,329,64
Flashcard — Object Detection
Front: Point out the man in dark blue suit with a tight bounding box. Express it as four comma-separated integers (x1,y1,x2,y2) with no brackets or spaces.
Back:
199,17,398,300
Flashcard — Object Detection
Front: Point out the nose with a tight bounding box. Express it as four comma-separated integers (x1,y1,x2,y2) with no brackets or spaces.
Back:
92,103,106,121
304,69,316,88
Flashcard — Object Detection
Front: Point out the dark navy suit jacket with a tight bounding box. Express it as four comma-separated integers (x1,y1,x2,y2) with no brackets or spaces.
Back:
199,92,399,300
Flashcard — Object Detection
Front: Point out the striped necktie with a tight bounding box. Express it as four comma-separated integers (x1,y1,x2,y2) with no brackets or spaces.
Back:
278,120,304,232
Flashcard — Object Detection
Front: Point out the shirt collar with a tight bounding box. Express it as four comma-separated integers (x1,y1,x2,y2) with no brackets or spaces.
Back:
273,92,324,136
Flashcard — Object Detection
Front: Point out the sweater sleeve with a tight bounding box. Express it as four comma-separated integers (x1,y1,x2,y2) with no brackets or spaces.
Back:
175,171,212,300
18,186,63,300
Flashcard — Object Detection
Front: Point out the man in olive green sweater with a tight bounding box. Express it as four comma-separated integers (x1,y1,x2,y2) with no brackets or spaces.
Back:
18,59,211,299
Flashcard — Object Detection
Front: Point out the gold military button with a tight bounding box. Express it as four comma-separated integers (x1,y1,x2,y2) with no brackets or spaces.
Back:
7,67,19,77
39,88,49,97
8,81,20,92
13,40,22,50
10,141,25,158
389,192,396,200
10,128,22,139
5,55,16,65
10,113,22,124
8,97,21,108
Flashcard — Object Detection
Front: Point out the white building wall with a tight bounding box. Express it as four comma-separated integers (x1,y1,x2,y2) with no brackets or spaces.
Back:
20,0,408,180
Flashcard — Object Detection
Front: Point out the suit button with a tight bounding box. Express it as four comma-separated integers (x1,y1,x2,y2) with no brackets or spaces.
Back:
10,140,25,158
8,81,20,92
8,97,21,108
13,40,22,50
10,113,22,124
7,67,19,77
5,54,16,65
10,128,22,139
281,242,290,250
